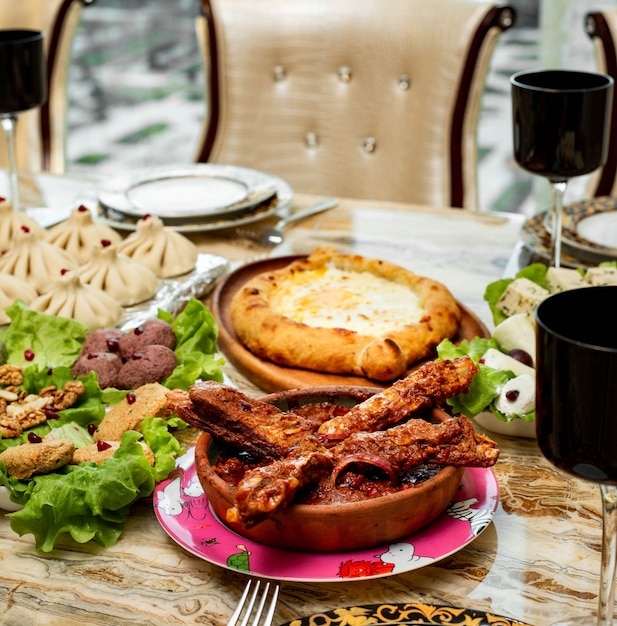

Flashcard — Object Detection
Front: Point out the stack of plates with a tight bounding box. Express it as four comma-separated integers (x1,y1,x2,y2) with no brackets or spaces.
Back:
97,164,293,232
522,196,617,267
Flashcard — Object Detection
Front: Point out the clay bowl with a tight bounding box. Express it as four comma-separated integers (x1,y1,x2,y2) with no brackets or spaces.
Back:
194,386,464,553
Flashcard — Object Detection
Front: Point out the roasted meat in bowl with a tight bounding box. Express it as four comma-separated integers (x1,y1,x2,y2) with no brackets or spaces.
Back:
169,357,500,552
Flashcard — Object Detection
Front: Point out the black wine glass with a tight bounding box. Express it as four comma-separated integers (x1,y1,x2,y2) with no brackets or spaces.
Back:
511,69,613,267
0,29,46,211
536,286,617,625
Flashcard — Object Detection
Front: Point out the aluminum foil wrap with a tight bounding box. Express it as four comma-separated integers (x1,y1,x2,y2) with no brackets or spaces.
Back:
119,253,229,330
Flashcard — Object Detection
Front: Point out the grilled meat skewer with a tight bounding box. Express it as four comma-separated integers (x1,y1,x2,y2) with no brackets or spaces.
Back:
317,356,478,439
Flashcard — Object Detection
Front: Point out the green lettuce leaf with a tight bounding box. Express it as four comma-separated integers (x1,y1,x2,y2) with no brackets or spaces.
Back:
6,431,155,552
0,300,88,367
161,298,225,390
141,416,186,481
437,338,513,419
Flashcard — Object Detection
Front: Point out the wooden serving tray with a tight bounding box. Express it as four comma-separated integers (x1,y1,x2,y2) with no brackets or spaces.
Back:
211,256,489,392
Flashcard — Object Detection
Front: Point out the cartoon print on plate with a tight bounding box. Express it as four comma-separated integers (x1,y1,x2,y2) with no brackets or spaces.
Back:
153,448,499,583
155,469,208,522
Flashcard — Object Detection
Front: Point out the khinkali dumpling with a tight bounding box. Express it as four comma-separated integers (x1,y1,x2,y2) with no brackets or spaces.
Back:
29,272,123,331
78,242,159,306
45,204,122,264
0,227,78,293
116,215,197,278
0,197,46,252
0,274,38,324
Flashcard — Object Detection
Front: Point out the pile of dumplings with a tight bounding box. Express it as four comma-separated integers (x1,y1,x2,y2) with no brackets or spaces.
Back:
0,199,198,330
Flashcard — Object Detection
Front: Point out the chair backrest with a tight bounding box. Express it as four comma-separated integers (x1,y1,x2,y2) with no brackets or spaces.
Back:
585,10,617,198
195,0,515,210
0,0,92,174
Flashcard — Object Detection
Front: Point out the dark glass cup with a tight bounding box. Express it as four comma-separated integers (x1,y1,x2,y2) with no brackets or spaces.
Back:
0,29,47,211
511,69,613,267
0,29,46,114
536,286,617,625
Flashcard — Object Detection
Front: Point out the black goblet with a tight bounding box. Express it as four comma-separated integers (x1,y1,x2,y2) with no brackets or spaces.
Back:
511,69,613,267
0,29,47,211
536,286,617,625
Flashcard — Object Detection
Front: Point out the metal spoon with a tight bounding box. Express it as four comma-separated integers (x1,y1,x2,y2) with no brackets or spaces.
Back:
256,198,339,246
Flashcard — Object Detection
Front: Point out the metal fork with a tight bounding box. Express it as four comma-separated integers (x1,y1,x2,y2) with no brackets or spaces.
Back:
227,579,280,626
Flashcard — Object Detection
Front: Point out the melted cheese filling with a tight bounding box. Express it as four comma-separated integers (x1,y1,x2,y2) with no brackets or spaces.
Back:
270,266,426,335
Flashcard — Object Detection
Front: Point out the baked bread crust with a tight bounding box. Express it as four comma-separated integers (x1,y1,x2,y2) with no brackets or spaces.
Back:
230,247,461,380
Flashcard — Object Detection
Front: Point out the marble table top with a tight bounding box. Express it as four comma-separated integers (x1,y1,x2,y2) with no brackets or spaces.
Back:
0,175,607,626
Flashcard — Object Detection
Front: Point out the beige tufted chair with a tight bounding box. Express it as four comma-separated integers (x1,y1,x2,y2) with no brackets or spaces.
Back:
195,0,515,210
0,0,93,174
585,9,617,198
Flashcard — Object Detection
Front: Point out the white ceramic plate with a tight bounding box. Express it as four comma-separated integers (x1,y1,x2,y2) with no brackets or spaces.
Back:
474,411,535,439
98,163,292,224
558,196,617,263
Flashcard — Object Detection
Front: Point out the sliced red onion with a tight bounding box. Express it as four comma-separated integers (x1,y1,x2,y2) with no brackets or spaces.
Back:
332,453,397,487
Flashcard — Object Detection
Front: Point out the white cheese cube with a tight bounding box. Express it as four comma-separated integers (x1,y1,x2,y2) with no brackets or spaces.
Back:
492,313,536,365
546,267,588,293
481,348,535,377
584,266,617,286
496,277,549,316
495,374,535,417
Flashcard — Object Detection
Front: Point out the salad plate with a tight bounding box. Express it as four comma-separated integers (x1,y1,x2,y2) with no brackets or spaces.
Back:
97,163,293,228
280,603,530,626
153,447,499,583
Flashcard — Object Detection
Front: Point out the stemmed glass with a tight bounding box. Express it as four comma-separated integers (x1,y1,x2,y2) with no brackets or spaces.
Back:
0,29,46,211
511,69,613,267
536,286,617,626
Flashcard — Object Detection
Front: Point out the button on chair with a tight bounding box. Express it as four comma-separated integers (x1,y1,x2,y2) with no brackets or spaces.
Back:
0,0,94,174
195,0,515,210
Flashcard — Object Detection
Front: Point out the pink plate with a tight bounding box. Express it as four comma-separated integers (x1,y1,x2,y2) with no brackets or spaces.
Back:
153,448,499,583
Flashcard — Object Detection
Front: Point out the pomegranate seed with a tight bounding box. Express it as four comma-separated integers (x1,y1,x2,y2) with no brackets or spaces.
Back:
0,196,5,202
60,268,70,275
143,214,151,220
126,392,136,405
106,339,120,352
505,389,520,402
96,440,112,451
21,225,30,233
87,424,97,435
47,367,53,375
87,353,98,360
479,358,485,364
101,239,112,247
28,432,42,443
44,406,60,419
134,325,144,336
132,352,144,360
24,349,35,361
78,204,88,212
